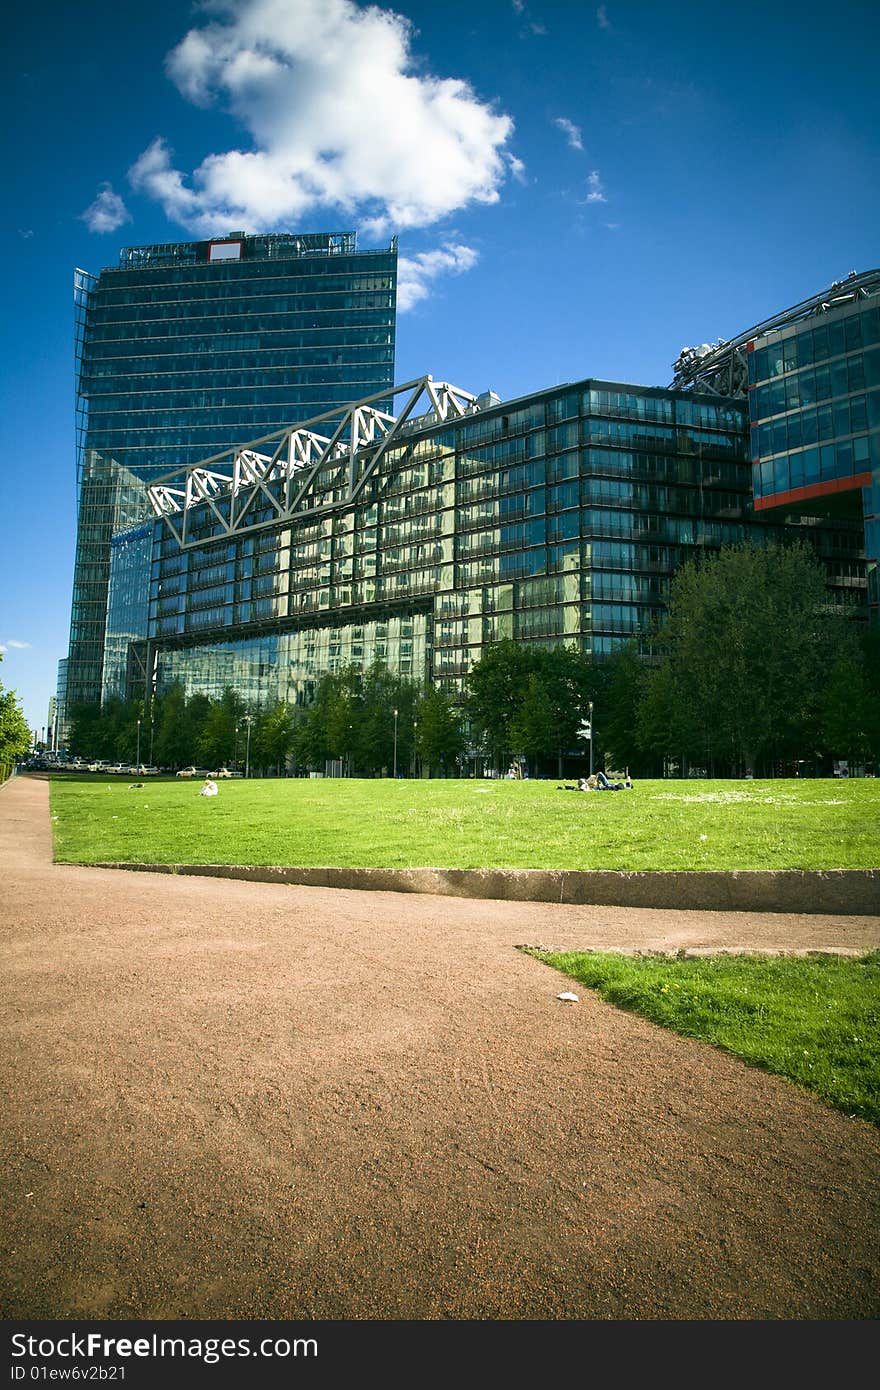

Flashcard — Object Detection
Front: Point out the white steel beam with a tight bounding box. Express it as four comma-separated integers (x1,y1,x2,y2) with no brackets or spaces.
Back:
147,375,480,547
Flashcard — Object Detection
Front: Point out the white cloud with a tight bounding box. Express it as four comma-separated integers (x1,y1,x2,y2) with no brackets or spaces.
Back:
397,244,479,312
554,117,583,151
597,5,610,29
585,169,607,202
81,183,131,234
506,153,528,184
129,0,515,239
511,0,525,12
4,640,31,650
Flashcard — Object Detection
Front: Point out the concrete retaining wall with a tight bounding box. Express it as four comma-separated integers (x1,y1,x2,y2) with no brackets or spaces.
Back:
86,862,880,915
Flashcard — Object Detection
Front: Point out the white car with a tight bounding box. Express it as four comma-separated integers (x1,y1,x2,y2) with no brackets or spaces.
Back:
176,765,198,779
212,767,233,779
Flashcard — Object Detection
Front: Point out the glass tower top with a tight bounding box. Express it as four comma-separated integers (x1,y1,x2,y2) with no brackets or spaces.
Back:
65,229,397,715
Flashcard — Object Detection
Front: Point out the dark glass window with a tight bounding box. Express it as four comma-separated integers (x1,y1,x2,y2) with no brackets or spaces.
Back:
862,309,880,347
787,413,802,450
802,410,818,445
849,355,866,392
829,321,846,358
831,359,849,398
803,447,820,485
850,396,868,433
752,346,769,382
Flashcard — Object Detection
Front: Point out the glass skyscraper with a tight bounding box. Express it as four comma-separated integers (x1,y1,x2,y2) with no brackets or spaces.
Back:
64,230,397,722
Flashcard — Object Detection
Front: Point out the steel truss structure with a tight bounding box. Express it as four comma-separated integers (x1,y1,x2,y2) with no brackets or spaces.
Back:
670,268,880,397
147,376,478,549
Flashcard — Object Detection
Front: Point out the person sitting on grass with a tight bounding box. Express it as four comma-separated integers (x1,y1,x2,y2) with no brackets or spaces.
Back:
199,778,219,798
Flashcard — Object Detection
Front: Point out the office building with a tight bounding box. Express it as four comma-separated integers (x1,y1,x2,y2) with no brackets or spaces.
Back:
63,230,398,727
103,370,861,711
672,269,879,618
72,265,872,729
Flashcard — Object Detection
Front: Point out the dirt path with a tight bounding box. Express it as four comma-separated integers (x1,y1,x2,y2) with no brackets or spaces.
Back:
1,776,878,1319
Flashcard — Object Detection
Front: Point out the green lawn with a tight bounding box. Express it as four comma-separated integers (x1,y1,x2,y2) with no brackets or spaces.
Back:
529,949,880,1125
48,775,880,871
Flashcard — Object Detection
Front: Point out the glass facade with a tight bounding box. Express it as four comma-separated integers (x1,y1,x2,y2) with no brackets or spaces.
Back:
748,294,879,619
135,378,863,709
64,230,397,723
66,451,154,711
102,522,154,703
154,616,428,708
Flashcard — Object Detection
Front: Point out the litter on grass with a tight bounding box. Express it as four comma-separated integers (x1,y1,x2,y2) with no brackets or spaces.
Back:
557,991,580,1003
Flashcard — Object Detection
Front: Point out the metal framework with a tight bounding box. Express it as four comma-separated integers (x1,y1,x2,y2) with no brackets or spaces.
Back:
146,375,478,548
670,268,880,396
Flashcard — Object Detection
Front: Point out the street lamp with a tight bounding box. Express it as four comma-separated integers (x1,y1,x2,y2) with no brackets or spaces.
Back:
393,706,398,779
413,719,418,778
244,715,253,779
136,718,142,768
589,701,594,778
149,715,154,766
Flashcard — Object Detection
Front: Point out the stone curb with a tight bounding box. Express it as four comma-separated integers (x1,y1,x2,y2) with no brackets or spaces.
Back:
81,862,880,916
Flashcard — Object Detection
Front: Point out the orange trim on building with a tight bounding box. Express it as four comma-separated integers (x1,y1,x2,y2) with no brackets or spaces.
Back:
754,472,872,511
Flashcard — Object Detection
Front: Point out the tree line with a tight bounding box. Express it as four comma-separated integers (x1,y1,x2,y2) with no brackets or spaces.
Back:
0,656,32,780
68,667,466,778
67,542,880,777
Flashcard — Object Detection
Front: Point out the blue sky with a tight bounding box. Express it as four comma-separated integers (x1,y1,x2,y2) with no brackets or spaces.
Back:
1,0,878,734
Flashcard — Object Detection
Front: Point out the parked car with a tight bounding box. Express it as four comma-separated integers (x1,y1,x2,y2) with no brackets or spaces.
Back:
212,767,233,779
176,766,198,779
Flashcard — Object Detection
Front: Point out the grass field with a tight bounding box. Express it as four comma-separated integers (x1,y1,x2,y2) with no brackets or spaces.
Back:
48,775,880,871
530,949,880,1125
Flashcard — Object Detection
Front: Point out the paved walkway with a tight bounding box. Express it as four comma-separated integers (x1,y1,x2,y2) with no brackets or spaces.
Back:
1,776,878,1319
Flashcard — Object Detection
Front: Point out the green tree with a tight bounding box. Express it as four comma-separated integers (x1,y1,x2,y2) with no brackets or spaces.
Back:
533,644,598,773
67,702,104,759
636,660,680,770
252,701,295,774
508,672,555,772
290,700,330,771
465,639,534,766
353,662,417,775
290,667,363,772
858,628,880,762
820,653,876,766
198,687,246,770
601,640,647,773
658,541,840,773
152,685,192,768
0,664,32,767
468,640,598,775
414,687,465,777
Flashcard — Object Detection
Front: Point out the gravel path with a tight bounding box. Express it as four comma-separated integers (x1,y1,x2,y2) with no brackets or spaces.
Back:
1,776,878,1319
